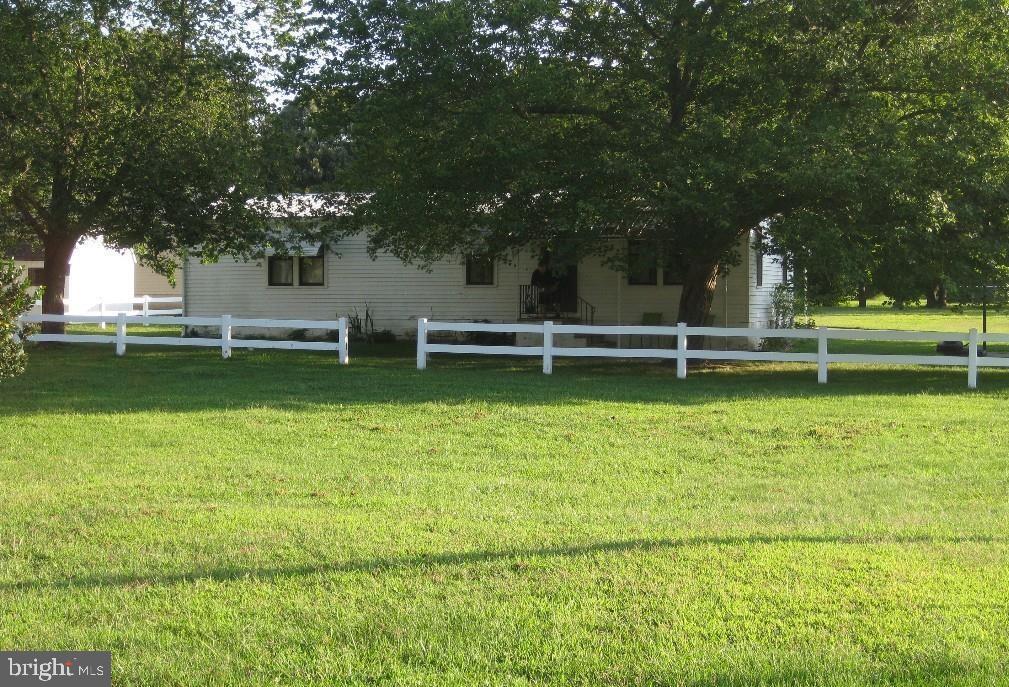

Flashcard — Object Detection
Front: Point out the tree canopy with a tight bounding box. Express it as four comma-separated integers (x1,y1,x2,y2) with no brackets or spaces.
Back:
300,0,1009,323
0,0,286,327
261,98,352,194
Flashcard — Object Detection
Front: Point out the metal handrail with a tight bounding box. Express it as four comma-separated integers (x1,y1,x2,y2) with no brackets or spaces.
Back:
518,285,596,324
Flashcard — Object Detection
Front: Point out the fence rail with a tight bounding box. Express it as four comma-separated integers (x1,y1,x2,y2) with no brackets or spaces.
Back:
37,295,186,328
416,319,1008,388
61,295,185,315
21,314,349,363
98,296,183,326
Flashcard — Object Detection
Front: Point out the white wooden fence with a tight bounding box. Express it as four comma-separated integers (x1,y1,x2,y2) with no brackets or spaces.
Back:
416,319,1009,388
68,296,184,327
36,296,185,328
21,314,349,363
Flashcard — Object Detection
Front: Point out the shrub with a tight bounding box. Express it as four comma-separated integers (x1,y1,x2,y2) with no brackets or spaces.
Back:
1,259,39,380
763,284,815,352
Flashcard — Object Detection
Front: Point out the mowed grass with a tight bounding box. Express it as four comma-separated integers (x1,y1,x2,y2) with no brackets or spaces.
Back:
814,300,1009,332
784,302,1009,357
3,329,1009,685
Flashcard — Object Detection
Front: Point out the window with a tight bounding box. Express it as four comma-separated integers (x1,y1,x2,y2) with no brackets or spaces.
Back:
298,256,325,286
268,256,294,286
268,248,325,287
27,268,44,286
754,230,764,287
465,255,495,286
662,247,687,286
627,240,657,285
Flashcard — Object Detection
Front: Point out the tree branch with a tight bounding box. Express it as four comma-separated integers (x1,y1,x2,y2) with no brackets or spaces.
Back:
78,161,131,230
602,0,662,42
515,103,609,118
10,190,47,237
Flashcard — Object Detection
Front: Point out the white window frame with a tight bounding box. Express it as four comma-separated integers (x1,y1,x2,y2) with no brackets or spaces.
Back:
266,252,326,288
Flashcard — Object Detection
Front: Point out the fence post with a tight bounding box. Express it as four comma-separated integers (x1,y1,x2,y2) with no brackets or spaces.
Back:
115,312,127,357
676,322,688,379
338,317,349,365
221,314,232,359
417,318,428,370
968,328,979,389
99,298,106,330
817,327,828,384
142,295,150,324
543,321,554,374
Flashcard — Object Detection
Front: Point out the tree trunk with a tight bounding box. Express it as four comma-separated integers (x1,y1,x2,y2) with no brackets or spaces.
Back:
925,279,947,309
677,261,720,326
677,260,720,355
858,284,868,308
40,234,78,335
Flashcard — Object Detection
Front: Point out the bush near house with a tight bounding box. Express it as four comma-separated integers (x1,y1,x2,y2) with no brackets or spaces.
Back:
0,258,38,380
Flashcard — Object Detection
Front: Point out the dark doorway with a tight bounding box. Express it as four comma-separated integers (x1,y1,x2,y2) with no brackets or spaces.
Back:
554,263,578,313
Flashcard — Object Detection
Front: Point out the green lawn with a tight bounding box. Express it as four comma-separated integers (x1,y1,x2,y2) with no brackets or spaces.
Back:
3,322,1009,685
782,302,1009,357
813,301,1009,332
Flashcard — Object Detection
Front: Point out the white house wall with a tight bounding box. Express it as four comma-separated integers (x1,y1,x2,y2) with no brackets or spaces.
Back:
184,233,758,336
571,240,750,328
186,234,531,332
135,262,182,299
747,229,787,329
14,260,45,315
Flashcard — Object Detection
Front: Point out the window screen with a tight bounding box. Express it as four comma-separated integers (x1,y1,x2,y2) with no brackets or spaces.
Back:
268,256,294,286
299,256,325,286
465,256,495,285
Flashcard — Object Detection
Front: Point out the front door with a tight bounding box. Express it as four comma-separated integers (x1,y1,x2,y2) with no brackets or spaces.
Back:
554,264,578,313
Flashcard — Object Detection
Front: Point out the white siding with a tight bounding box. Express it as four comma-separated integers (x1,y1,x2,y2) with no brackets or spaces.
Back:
12,259,43,280
184,233,758,336
576,239,750,327
747,229,787,329
14,260,45,314
186,235,532,333
135,263,182,298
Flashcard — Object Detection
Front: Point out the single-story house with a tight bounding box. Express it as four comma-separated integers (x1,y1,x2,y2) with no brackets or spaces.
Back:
9,242,48,316
9,242,44,286
183,200,787,344
7,237,183,315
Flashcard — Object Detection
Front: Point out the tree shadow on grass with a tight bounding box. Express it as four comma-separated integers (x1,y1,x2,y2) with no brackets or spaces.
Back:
3,532,1004,592
4,344,1009,418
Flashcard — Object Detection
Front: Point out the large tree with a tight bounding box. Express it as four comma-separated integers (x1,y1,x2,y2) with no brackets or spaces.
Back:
0,1,280,331
772,21,1009,312
301,0,1009,325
